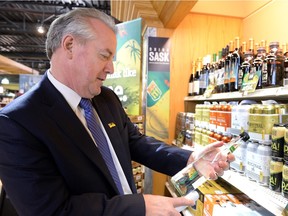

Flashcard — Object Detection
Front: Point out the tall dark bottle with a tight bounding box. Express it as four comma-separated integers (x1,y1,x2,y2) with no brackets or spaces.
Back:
266,41,284,87
230,37,241,91
199,58,207,95
239,50,253,91
238,42,247,90
188,61,195,96
224,42,233,92
248,38,255,57
253,47,266,89
217,50,225,93
193,58,201,96
283,43,288,81
209,53,217,93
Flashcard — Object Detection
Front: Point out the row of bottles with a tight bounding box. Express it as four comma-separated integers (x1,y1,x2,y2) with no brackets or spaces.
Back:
188,37,288,96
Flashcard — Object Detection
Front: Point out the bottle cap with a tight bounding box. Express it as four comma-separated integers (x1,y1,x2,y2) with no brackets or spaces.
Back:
239,131,250,142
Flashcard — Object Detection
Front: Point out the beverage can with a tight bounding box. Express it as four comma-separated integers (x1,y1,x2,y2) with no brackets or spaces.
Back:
257,140,272,186
271,123,286,157
246,140,259,181
269,156,283,192
282,160,288,198
284,125,288,161
262,104,275,114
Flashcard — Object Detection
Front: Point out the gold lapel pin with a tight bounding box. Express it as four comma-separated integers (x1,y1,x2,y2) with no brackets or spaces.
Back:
108,122,116,128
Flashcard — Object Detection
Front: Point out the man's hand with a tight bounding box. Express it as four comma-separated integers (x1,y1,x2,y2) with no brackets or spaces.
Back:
187,141,235,180
143,194,195,216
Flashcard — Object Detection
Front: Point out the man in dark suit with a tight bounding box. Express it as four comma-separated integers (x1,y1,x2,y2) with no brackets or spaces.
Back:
0,8,233,216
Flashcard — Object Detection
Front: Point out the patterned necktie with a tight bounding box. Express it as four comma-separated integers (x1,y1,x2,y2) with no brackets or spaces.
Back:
79,98,124,195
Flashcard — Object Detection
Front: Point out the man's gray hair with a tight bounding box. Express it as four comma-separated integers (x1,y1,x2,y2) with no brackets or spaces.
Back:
45,8,116,60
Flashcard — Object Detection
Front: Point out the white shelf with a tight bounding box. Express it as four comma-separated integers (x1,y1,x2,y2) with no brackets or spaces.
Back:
221,170,288,215
184,86,288,102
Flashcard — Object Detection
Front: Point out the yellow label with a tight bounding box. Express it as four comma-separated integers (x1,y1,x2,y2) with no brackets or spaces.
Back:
270,161,283,174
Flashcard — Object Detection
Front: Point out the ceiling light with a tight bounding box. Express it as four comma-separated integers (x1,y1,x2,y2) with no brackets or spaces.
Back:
37,25,45,34
1,78,9,85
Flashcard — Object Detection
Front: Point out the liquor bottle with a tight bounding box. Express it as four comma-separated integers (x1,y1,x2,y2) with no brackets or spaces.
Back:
199,57,207,95
266,41,284,87
188,61,195,96
230,37,241,92
252,47,266,89
224,42,233,92
193,58,201,96
238,41,247,90
205,55,211,88
217,50,225,93
254,42,260,58
260,40,266,48
284,43,288,80
239,50,253,91
209,53,217,93
249,38,255,56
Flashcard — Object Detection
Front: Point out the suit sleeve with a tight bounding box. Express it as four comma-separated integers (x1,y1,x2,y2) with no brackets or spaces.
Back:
100,87,192,177
0,114,145,216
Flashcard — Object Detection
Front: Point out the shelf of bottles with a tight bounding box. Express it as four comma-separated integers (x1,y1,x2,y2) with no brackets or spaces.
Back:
187,37,288,102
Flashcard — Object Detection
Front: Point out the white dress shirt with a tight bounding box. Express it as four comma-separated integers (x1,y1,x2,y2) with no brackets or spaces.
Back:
47,70,132,194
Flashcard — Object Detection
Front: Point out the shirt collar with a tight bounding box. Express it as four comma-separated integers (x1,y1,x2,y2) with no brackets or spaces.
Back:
47,70,81,112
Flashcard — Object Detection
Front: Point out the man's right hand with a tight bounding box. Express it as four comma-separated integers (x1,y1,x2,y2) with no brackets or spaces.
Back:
143,194,195,216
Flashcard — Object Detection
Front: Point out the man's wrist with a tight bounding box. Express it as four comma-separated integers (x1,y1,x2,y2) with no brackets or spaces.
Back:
187,152,196,166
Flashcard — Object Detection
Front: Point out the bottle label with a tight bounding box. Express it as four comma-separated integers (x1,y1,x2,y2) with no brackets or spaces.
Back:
262,63,268,84
194,80,200,94
231,58,239,85
188,83,193,95
219,68,225,85
171,164,201,196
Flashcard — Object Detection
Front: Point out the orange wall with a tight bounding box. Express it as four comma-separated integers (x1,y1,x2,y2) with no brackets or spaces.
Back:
242,0,288,46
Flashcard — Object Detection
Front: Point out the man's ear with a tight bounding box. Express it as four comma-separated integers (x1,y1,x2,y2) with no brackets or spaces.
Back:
62,35,74,59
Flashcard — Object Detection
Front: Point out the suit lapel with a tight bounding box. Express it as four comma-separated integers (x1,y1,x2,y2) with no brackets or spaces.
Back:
40,76,119,193
92,95,136,192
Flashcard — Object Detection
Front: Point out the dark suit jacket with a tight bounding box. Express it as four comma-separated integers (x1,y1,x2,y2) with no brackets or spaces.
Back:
0,73,192,216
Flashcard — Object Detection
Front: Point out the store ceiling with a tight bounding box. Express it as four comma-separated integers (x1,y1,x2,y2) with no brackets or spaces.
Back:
0,0,112,74
0,0,272,75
